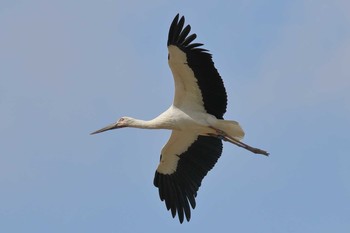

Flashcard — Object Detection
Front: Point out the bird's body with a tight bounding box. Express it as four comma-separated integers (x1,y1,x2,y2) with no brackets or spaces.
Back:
92,14,269,223
130,106,242,136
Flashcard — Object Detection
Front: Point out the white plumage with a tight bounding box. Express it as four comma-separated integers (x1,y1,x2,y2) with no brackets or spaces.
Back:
91,14,268,223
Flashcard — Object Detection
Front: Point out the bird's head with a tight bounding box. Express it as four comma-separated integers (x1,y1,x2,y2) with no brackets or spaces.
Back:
90,117,133,135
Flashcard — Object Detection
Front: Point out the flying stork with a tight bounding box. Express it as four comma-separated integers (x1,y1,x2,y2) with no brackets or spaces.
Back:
91,14,269,223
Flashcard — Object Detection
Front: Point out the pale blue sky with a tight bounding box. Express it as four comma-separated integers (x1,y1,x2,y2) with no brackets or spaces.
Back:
1,0,349,232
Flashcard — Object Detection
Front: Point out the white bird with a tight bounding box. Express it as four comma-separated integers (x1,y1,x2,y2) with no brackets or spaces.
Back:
91,14,269,223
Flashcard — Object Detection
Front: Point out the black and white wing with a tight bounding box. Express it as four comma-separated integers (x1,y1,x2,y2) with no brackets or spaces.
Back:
167,14,227,119
153,131,222,223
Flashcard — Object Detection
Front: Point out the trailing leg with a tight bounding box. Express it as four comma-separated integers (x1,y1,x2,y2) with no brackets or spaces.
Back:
209,127,269,156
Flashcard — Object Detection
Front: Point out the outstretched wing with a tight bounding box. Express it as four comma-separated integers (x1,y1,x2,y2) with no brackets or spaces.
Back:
153,131,223,223
167,14,227,119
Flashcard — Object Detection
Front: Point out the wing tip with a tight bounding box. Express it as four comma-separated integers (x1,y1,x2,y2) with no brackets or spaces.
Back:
167,14,206,53
154,171,194,223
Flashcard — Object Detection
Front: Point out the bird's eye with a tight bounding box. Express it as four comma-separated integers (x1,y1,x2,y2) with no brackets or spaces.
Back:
119,118,124,122
168,53,170,60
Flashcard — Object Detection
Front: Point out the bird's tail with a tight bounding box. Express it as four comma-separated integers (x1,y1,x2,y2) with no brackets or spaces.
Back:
215,120,245,140
212,120,269,156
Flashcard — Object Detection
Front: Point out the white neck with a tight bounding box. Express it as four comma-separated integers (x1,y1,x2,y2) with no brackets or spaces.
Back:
128,117,174,130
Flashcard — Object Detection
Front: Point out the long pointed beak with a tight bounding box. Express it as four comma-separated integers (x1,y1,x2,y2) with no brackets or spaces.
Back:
90,122,121,135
